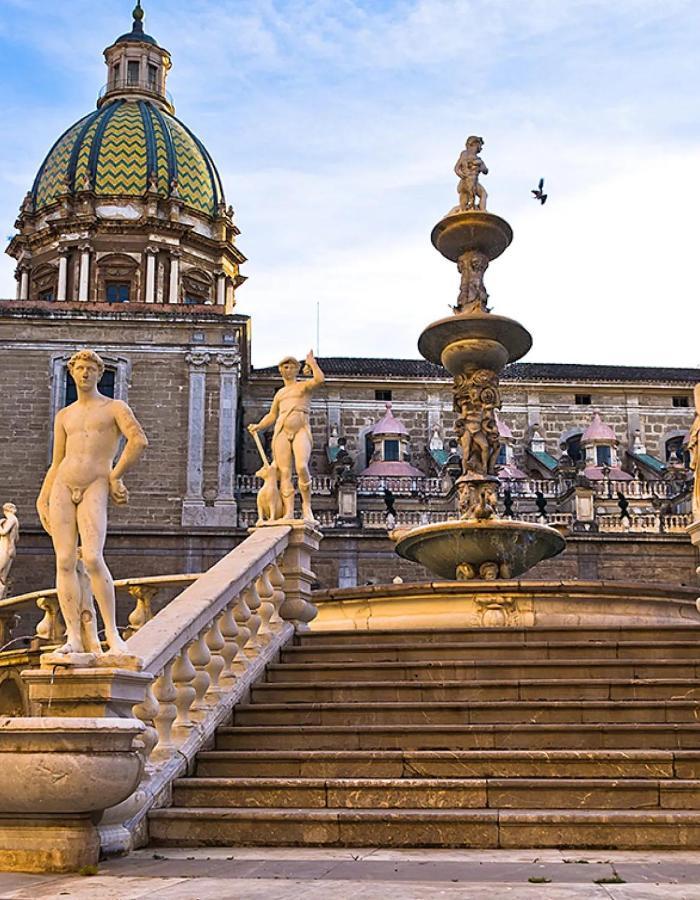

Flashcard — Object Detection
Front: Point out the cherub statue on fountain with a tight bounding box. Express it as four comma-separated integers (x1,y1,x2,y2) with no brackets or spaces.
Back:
455,136,488,211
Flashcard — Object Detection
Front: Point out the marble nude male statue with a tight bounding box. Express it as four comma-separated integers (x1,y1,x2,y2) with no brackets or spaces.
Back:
37,349,148,658
689,383,700,523
0,503,19,601
455,135,488,211
248,351,325,522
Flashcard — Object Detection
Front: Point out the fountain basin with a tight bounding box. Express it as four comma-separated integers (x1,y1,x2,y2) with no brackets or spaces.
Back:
395,519,566,580
431,211,513,262
0,717,146,872
419,312,532,373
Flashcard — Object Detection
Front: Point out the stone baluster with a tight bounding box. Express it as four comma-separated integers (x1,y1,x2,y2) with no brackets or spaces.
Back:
218,602,240,680
269,561,286,628
172,641,197,730
243,584,262,656
133,683,159,762
126,585,157,637
205,617,226,695
188,629,212,714
35,596,65,645
152,661,177,758
233,591,252,670
255,568,275,643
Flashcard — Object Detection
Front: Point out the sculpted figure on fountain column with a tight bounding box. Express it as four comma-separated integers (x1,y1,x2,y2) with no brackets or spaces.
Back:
248,351,325,523
36,349,148,659
454,369,501,476
0,503,19,601
455,136,488,211
689,383,700,523
456,250,490,313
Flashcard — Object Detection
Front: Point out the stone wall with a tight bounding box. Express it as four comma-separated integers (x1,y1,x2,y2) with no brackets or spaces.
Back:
0,306,247,533
243,371,697,477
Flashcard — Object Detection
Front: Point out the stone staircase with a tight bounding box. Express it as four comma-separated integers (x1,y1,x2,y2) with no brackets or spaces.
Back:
148,624,700,848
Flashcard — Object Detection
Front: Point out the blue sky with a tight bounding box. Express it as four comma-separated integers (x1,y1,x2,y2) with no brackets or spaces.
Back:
1,0,699,367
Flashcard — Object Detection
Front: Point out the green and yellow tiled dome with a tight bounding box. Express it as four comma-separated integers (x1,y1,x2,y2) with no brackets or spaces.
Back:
31,98,224,217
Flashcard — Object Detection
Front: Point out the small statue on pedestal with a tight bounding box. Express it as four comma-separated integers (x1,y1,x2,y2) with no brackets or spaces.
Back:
248,351,325,523
689,383,700,523
455,136,488,211
0,503,19,602
36,349,148,663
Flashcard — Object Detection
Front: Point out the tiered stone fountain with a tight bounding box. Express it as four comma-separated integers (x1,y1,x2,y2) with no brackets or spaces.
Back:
396,137,565,580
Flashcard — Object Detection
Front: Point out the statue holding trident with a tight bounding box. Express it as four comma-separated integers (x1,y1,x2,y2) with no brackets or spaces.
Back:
455,135,488,211
248,351,325,523
36,349,148,662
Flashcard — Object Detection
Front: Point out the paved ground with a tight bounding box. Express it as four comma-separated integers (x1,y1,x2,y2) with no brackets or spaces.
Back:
2,848,700,899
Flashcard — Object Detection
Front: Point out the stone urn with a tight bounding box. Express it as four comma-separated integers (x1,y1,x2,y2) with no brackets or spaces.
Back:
0,717,146,873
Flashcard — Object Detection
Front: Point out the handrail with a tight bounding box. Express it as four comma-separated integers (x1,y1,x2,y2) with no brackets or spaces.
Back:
128,526,290,675
0,573,201,612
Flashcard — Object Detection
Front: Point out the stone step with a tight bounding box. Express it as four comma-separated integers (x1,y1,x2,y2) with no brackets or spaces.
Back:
147,806,700,848
196,749,700,780
266,658,700,683
297,626,700,646
171,776,700,810
233,699,700,726
252,678,700,704
216,722,700,751
281,640,700,663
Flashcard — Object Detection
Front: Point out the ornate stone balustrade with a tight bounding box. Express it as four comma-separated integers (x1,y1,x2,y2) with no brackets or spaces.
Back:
0,574,203,653
501,478,559,498
5,523,320,856
597,513,692,534
236,474,335,495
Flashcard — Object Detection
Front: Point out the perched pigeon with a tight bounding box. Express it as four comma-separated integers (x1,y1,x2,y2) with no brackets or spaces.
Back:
531,178,547,205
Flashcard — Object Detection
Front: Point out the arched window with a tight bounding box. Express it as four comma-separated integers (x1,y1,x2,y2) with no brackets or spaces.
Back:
497,444,507,466
96,254,139,304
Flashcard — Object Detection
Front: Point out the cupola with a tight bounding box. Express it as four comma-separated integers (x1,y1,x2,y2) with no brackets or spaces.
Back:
361,404,424,477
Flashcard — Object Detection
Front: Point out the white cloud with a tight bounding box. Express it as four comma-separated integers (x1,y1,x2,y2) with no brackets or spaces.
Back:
1,0,699,370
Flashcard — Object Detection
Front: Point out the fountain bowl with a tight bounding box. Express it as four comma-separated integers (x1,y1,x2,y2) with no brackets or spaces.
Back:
419,312,532,373
395,518,566,581
431,211,513,262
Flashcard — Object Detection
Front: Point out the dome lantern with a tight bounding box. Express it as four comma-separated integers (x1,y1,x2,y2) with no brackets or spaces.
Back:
100,1,173,113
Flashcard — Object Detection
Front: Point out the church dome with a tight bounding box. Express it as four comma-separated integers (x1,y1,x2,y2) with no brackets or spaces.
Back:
31,98,224,217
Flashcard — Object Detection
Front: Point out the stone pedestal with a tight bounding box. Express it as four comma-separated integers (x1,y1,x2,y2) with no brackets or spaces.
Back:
0,718,145,873
21,667,152,718
253,522,321,629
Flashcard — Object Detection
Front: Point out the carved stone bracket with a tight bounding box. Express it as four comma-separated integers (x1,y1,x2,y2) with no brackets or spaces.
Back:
185,351,211,368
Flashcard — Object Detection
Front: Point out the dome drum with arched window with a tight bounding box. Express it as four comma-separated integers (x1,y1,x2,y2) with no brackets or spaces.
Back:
6,3,245,311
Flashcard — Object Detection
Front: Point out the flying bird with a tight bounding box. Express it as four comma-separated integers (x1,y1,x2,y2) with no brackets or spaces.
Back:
531,178,547,205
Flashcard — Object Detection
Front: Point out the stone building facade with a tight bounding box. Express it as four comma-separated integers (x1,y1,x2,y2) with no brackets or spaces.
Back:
0,5,697,599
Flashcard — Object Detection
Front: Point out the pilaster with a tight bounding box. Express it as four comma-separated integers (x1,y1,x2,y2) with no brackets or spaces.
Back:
181,350,211,525
214,350,241,524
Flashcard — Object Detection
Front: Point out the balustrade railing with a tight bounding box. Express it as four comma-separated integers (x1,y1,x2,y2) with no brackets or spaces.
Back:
5,523,319,852
0,574,202,652
597,513,692,534
593,479,676,500
236,474,334,495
